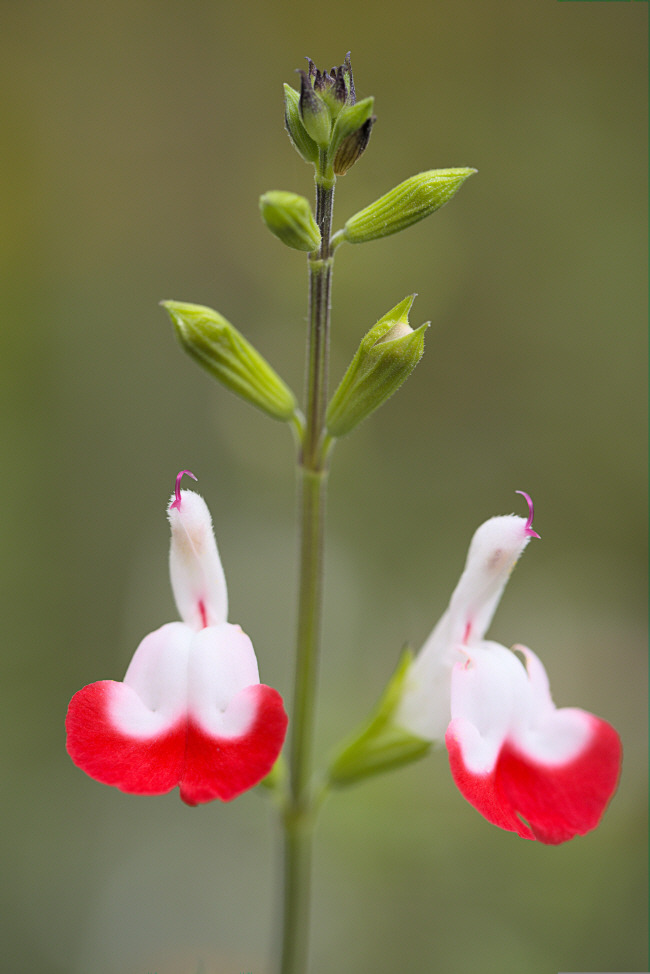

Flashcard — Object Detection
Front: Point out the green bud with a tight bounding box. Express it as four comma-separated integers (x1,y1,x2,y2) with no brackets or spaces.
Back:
298,70,331,147
328,648,432,788
260,191,321,252
329,97,375,175
162,301,298,422
283,83,319,165
326,295,428,438
342,168,477,243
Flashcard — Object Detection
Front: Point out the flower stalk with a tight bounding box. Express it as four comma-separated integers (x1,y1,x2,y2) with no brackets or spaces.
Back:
278,153,335,974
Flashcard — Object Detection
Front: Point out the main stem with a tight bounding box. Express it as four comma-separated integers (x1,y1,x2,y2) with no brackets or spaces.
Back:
277,164,335,974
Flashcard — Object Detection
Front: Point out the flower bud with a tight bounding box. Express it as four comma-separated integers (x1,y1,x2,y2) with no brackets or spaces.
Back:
162,301,298,422
283,83,319,165
298,70,331,147
259,191,321,252
326,295,428,438
328,648,432,787
336,51,356,105
309,52,355,116
342,168,477,243
329,97,375,175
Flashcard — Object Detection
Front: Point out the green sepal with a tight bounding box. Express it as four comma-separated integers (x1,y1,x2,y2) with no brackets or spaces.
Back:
162,301,298,422
259,753,287,795
326,295,428,438
259,191,321,252
328,97,375,175
342,168,477,243
328,647,432,787
283,84,319,165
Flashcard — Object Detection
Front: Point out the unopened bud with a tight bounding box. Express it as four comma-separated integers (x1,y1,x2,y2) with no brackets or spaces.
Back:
162,301,298,422
329,97,375,175
326,295,428,438
283,83,319,165
259,191,321,252
342,168,476,244
306,52,355,118
298,70,331,147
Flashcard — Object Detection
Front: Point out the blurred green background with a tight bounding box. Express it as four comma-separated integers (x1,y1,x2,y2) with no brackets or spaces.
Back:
1,1,647,972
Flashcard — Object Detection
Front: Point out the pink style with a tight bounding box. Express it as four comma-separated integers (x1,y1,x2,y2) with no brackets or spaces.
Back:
396,493,621,843
66,472,288,805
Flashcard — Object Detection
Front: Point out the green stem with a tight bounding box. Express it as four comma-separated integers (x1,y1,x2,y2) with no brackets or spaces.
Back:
276,161,335,974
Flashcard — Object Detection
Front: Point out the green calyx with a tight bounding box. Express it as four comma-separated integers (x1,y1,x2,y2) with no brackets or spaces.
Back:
162,301,298,422
260,191,321,252
326,295,428,438
327,648,432,787
341,168,477,244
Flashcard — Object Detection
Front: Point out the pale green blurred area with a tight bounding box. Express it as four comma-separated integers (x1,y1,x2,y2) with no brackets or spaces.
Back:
1,0,647,972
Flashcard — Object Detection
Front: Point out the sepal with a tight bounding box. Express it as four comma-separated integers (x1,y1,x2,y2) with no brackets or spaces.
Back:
259,752,288,795
342,168,476,243
326,295,427,437
328,648,432,787
163,301,298,422
259,191,321,252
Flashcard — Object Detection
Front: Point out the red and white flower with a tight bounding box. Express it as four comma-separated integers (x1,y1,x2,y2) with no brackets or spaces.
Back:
396,492,621,843
66,471,288,806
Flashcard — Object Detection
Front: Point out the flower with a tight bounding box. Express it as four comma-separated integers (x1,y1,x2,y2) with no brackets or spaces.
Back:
66,471,288,806
395,492,621,843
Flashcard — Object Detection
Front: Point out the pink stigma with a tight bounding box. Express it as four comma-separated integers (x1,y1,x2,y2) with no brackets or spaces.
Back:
170,469,197,511
516,490,540,539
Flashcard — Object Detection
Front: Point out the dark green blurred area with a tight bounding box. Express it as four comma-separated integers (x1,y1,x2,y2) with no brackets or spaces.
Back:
1,1,647,972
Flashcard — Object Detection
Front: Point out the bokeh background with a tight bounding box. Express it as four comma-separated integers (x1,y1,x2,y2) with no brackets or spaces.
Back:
1,1,647,973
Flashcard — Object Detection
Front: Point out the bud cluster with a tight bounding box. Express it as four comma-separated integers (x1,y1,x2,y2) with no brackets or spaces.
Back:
284,53,375,176
166,55,477,453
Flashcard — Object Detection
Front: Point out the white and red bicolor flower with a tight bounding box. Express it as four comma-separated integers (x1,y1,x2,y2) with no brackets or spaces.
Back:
66,471,288,806
396,492,621,843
